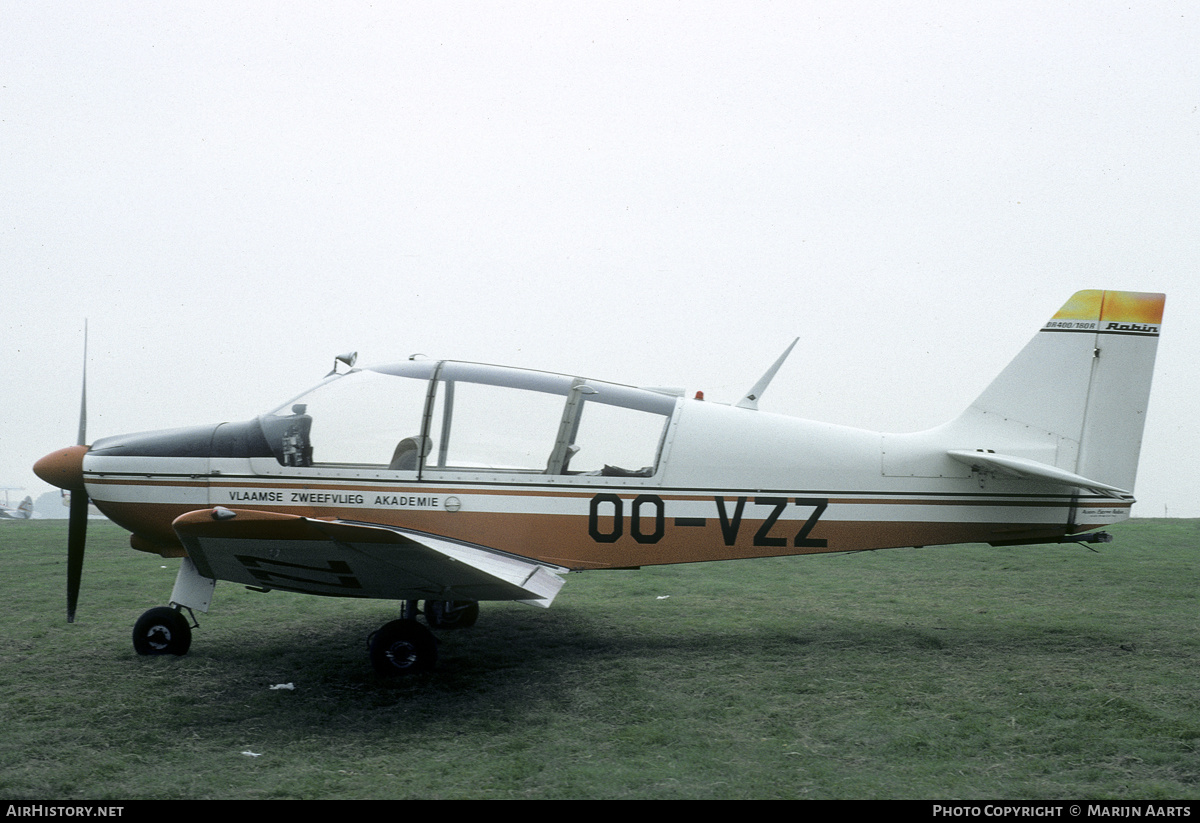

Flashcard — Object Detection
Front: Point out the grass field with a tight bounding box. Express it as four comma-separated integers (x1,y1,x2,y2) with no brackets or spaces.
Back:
1,518,1197,799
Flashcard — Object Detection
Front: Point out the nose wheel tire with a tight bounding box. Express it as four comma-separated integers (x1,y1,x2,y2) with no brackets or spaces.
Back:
369,619,437,675
132,607,192,656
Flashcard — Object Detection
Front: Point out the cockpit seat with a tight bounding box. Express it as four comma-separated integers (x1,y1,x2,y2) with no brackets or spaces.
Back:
389,436,430,471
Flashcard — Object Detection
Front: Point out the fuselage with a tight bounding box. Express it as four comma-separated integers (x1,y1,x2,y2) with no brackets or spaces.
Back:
65,360,1127,572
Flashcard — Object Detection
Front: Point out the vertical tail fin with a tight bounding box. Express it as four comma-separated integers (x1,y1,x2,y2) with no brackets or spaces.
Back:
954,290,1164,495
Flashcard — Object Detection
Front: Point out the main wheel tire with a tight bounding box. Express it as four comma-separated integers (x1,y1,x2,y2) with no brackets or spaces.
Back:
425,600,480,630
132,607,192,656
369,619,437,675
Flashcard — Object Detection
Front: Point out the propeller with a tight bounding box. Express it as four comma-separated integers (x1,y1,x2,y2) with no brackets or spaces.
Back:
32,323,93,622
67,322,89,622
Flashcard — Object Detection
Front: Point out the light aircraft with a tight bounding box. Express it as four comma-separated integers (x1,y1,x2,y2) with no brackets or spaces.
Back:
0,489,33,520
33,289,1165,675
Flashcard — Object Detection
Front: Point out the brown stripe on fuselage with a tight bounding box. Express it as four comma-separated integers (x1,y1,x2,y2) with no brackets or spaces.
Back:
243,506,1084,570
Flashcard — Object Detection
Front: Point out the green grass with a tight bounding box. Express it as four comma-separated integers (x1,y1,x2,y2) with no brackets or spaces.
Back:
1,518,1197,799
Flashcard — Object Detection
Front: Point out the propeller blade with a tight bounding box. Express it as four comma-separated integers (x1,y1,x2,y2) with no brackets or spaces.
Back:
66,490,88,623
77,320,87,446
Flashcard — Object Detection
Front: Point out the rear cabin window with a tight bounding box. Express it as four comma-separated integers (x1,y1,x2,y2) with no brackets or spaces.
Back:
567,400,669,476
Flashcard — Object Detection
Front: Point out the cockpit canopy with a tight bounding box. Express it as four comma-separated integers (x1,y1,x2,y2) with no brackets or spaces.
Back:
259,361,677,477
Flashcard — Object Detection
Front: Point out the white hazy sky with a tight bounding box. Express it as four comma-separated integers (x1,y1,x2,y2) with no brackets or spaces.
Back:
3,2,1197,516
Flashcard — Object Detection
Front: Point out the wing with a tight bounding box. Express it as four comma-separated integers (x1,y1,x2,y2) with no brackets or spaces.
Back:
172,509,567,607
946,449,1133,500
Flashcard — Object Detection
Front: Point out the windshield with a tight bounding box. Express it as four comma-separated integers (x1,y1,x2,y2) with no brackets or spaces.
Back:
260,365,434,467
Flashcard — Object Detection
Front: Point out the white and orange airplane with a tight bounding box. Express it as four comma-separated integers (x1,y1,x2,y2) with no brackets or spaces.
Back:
34,289,1164,675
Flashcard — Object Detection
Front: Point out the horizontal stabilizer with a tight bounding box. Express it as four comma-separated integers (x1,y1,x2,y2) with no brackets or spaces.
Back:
173,509,567,606
946,450,1133,500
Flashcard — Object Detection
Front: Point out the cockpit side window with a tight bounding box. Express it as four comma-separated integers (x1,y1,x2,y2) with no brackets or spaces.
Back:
424,379,566,472
420,366,676,477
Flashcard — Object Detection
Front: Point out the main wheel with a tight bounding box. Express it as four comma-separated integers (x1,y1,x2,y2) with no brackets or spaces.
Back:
369,619,437,675
132,607,192,656
425,600,480,630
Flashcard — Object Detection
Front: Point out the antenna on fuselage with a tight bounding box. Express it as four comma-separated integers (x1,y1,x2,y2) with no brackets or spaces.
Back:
735,338,798,410
325,351,358,377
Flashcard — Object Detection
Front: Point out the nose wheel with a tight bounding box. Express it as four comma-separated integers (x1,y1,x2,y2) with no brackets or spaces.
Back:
132,606,193,656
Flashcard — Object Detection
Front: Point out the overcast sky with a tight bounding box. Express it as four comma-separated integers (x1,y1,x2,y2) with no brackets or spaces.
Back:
3,2,1197,517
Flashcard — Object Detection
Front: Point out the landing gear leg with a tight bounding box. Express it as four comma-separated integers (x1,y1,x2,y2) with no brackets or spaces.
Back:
425,600,480,629
169,557,215,613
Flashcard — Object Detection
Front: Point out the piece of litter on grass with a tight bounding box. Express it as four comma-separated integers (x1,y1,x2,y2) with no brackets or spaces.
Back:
269,683,295,690
657,595,670,600
242,751,262,757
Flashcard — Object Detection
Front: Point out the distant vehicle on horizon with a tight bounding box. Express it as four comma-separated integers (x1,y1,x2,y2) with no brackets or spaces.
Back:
0,488,33,520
